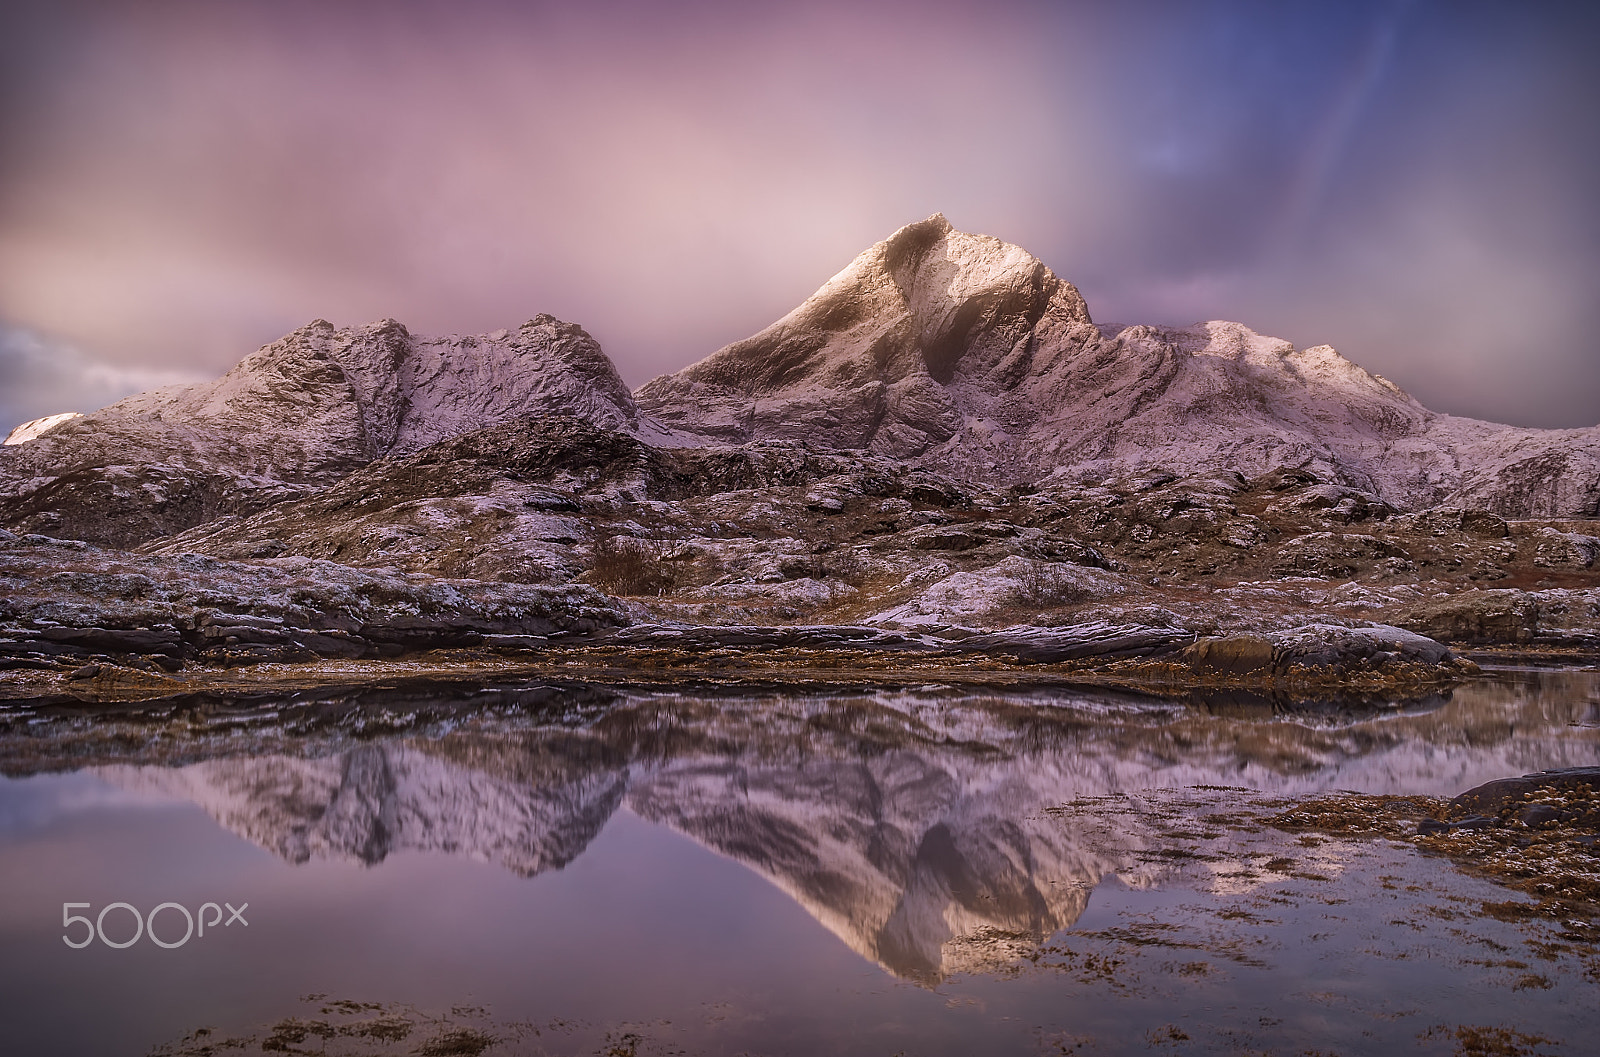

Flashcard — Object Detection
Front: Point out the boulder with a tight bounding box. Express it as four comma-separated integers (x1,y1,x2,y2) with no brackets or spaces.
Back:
1399,590,1538,644
1450,767,1600,816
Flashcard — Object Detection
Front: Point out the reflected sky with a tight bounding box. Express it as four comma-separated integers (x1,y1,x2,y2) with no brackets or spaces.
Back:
1,0,1597,432
1,672,1598,1053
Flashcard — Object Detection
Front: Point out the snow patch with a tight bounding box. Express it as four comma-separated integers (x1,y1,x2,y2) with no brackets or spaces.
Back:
4,412,83,445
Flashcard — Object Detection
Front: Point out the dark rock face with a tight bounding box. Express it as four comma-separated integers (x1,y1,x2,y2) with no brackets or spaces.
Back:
0,528,625,669
0,463,307,549
1399,591,1541,645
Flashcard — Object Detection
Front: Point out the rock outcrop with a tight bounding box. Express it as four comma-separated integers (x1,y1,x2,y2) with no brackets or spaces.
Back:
0,527,624,669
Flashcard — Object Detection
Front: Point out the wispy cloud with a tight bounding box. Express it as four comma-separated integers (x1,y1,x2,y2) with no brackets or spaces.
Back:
0,323,205,432
0,0,1595,426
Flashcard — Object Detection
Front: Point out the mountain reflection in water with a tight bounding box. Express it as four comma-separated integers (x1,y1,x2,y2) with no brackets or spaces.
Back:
6,671,1598,985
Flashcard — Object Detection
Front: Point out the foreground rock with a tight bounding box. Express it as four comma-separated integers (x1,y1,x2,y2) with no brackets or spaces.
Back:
0,529,623,677
67,417,1586,645
0,415,1588,703
1273,769,1600,939
1447,766,1600,824
0,521,1472,703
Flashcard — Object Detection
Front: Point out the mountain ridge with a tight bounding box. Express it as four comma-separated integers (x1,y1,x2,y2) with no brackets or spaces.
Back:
3,215,1596,527
636,214,1599,517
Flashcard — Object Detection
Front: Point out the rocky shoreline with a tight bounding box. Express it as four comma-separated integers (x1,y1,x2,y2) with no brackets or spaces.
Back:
1273,767,1600,948
1,519,1489,706
0,514,1573,708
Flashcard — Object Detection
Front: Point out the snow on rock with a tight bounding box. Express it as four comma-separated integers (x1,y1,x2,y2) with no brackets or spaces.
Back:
637,216,1600,517
867,555,1125,627
3,412,83,446
684,577,857,607
0,316,642,484
1268,623,1455,669
1533,527,1599,569
0,316,649,544
636,212,1092,458
1397,586,1600,647
0,528,626,664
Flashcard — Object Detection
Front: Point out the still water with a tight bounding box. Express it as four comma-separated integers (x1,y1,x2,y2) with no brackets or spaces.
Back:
1,671,1596,1055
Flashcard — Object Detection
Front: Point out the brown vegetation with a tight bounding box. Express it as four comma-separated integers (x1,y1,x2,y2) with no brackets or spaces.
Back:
585,536,677,597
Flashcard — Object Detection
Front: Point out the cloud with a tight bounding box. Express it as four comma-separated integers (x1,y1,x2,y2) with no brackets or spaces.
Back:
0,1,1101,381
0,0,1595,427
0,322,205,434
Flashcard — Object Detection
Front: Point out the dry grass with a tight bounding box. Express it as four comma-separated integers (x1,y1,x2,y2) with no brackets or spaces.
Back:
1010,563,1095,608
586,537,677,597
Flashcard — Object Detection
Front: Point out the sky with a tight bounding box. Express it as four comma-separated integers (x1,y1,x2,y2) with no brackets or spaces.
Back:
1,0,1597,432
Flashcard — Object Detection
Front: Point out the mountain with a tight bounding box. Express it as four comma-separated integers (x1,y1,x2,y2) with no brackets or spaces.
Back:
6,314,639,478
637,214,1600,518
5,215,1596,525
0,315,647,545
0,215,1595,647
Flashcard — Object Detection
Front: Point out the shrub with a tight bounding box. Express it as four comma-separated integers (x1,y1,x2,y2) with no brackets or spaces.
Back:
1010,563,1094,608
587,537,677,596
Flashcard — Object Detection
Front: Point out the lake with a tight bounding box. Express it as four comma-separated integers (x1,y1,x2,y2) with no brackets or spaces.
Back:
2,669,1596,1055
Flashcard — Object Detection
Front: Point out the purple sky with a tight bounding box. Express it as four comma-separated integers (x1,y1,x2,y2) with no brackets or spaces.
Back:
2,0,1597,431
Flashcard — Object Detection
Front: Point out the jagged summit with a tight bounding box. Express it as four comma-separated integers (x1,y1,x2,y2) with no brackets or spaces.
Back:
708,212,1090,387
636,213,1096,455
636,219,1599,517
0,314,650,545
2,216,1596,522
1,313,640,479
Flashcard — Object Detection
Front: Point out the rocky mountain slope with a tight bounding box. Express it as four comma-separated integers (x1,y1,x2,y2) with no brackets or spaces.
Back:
0,315,643,545
110,415,1600,652
4,215,1595,552
0,216,1594,679
638,214,1600,518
